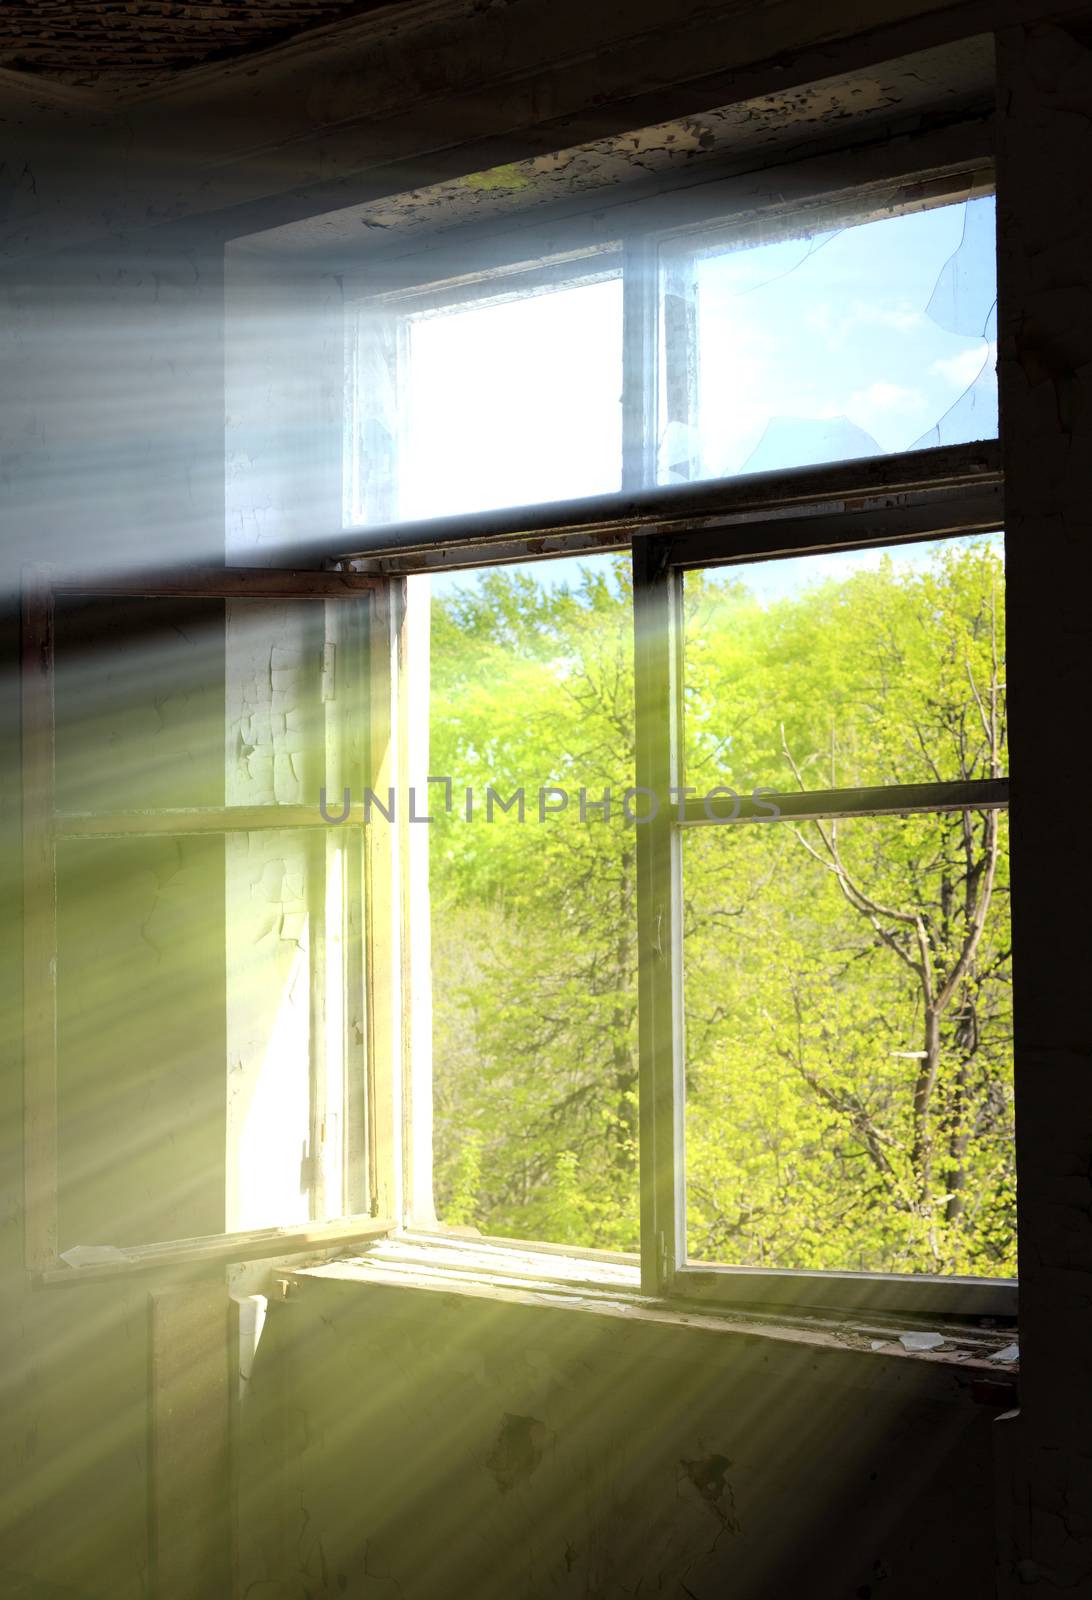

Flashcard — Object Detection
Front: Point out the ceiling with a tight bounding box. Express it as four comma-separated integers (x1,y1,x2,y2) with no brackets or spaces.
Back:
239,35,994,265
0,0,405,91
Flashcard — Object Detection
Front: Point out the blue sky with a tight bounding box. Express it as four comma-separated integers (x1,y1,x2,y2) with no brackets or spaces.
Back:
392,195,997,600
675,195,996,478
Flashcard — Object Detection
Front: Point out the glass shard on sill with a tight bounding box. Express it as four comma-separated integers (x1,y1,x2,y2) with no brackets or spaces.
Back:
898,1330,946,1352
58,1244,137,1268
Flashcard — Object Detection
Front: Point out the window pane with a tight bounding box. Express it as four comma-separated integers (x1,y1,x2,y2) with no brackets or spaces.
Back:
683,810,1013,1277
56,826,350,1248
51,598,359,1249
420,554,638,1250
56,833,226,1250
683,532,1006,794
658,194,997,485
53,597,226,1250
352,266,623,525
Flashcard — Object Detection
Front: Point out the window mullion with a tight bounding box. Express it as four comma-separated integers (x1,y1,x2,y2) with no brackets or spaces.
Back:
332,590,371,1218
634,535,686,1296
679,777,1009,827
658,247,700,488
363,577,404,1225
621,235,658,492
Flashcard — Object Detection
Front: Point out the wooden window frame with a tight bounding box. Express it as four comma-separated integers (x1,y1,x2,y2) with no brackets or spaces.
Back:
24,130,1009,1315
335,136,1014,1317
339,447,1014,1320
345,246,625,529
633,485,1014,1319
21,564,397,1285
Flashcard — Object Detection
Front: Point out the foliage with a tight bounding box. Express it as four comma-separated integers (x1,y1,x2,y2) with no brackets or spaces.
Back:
427,538,1013,1277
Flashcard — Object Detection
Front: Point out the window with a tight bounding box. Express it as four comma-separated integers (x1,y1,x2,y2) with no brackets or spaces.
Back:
21,569,387,1280
630,497,1009,1317
347,252,624,527
657,194,997,484
338,158,1011,1318
347,179,997,522
673,536,1011,1297
420,553,639,1250
24,143,1009,1324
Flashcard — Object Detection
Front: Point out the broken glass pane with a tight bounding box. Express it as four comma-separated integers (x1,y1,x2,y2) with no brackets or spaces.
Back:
658,194,997,484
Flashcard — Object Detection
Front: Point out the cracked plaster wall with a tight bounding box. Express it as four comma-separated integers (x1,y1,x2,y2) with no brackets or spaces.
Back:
236,1278,1004,1600
224,249,344,1234
0,229,232,1597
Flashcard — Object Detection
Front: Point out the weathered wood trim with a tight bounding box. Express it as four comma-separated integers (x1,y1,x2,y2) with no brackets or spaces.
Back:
21,570,59,1274
364,580,403,1224
336,119,993,292
36,1215,395,1285
674,1262,1017,1318
288,1245,1019,1379
680,778,1010,827
43,567,379,600
334,597,372,1218
633,536,686,1297
55,804,363,838
662,485,1004,570
339,440,1001,565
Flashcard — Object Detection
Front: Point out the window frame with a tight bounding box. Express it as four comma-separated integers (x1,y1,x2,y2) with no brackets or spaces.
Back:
633,499,1013,1319
23,130,1012,1319
20,563,396,1285
345,245,625,528
336,153,1014,1320
343,456,1013,1320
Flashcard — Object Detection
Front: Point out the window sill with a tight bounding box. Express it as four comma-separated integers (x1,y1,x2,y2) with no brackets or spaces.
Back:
278,1234,1019,1389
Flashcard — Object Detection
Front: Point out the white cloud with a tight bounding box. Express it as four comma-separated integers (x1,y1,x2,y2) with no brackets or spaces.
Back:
852,304,926,334
847,381,925,416
810,300,926,348
931,341,997,387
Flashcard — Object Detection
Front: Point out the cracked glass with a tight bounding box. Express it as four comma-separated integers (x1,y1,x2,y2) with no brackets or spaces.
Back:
657,193,997,484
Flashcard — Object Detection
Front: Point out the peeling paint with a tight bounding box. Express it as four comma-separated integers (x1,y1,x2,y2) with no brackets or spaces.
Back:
460,162,533,192
679,1453,740,1537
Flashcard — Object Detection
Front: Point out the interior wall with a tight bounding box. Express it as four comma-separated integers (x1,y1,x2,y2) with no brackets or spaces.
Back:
238,1275,1004,1600
995,18,1092,1590
0,236,232,1597
53,595,228,1252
